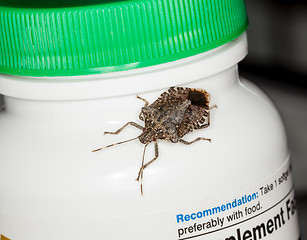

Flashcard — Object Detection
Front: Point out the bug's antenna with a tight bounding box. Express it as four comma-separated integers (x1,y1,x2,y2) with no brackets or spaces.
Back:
92,136,140,152
138,143,149,196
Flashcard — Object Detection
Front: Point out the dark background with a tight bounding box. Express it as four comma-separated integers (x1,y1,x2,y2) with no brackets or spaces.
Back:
240,0,307,236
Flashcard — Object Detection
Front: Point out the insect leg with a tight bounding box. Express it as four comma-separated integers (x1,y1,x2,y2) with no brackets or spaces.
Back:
138,141,159,177
136,142,149,195
209,104,217,110
136,141,159,194
197,111,211,129
179,137,211,145
198,104,217,129
104,122,143,135
136,95,149,107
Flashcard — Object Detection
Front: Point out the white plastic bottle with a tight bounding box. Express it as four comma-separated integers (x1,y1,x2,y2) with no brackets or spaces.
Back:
0,0,300,239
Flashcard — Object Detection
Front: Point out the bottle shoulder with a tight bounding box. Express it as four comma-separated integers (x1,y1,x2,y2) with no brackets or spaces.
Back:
0,76,291,218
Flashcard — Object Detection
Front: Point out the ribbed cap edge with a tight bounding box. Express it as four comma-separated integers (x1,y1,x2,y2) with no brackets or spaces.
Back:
0,0,248,76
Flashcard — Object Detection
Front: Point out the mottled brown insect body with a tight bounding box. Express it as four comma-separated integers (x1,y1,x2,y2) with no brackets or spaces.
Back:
93,86,216,194
139,99,191,144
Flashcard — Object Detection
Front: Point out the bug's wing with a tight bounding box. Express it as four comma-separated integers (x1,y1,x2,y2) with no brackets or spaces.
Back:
177,89,210,138
150,86,211,138
150,87,190,108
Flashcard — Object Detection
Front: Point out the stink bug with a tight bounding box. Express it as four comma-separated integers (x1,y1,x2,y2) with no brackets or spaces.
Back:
93,86,217,194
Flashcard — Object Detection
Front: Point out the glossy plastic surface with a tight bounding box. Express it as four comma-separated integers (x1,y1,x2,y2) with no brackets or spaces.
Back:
0,34,299,239
0,0,247,76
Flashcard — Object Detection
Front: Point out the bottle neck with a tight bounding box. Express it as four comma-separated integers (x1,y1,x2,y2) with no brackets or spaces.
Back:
1,33,246,121
0,33,247,101
3,66,239,122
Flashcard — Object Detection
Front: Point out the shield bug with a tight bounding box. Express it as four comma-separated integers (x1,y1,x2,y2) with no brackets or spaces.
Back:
93,86,216,194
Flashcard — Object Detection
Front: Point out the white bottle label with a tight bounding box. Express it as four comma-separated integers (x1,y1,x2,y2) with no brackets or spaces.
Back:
0,158,300,240
175,158,300,240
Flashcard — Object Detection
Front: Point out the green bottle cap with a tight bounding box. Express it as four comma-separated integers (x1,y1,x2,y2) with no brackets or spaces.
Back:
0,0,248,77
